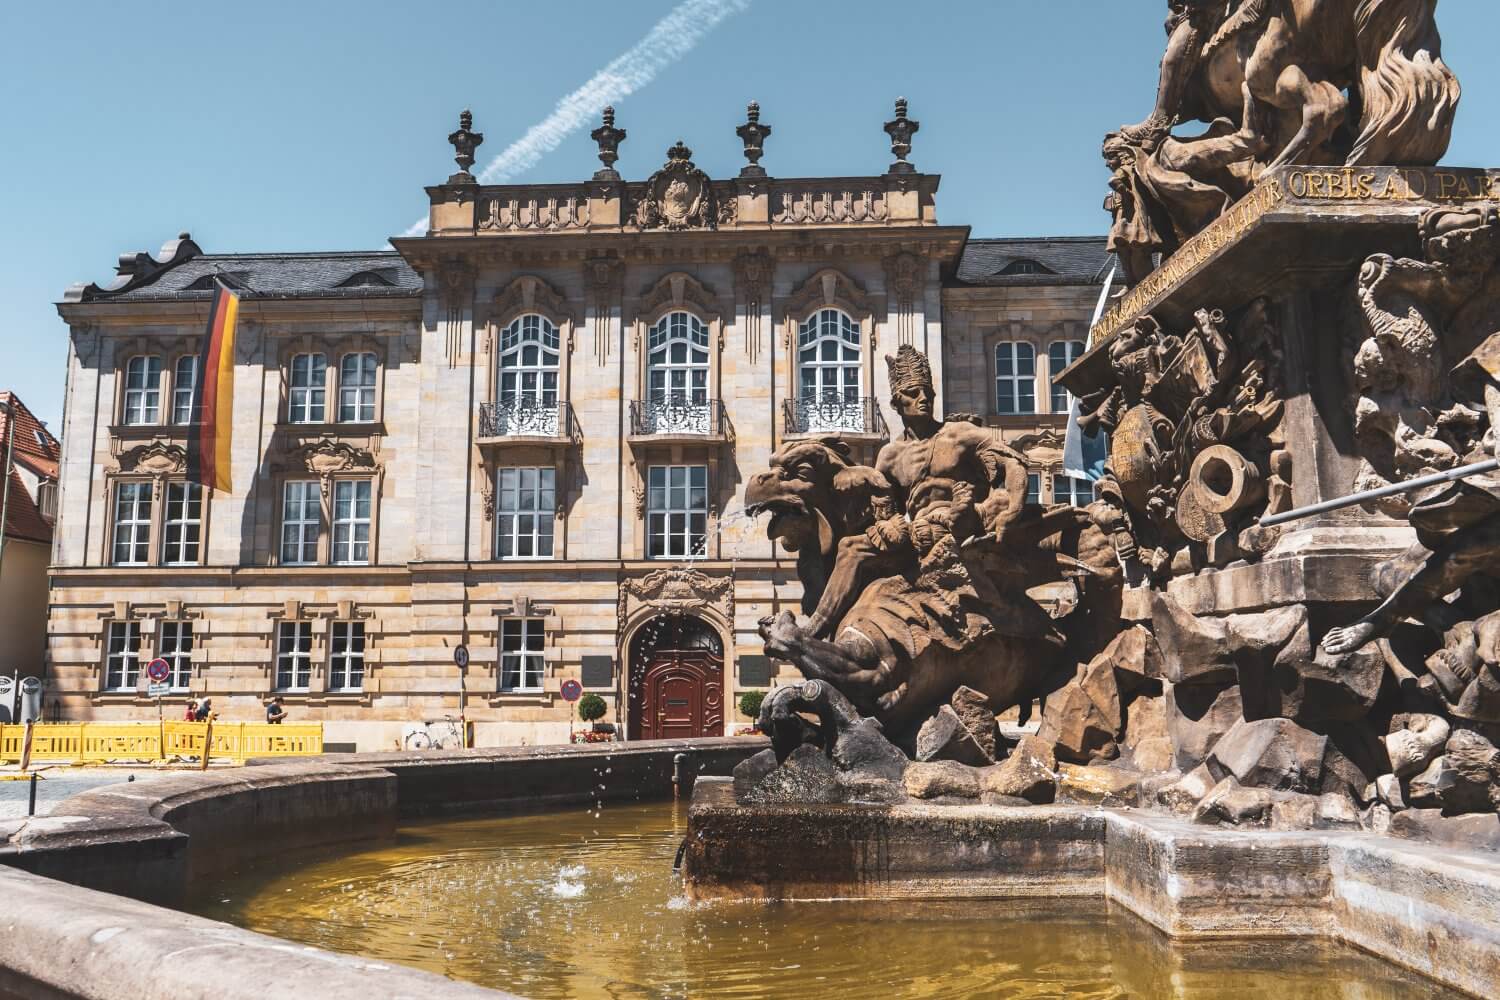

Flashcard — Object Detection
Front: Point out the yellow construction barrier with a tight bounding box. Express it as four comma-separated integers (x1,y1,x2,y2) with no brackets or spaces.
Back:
0,722,323,765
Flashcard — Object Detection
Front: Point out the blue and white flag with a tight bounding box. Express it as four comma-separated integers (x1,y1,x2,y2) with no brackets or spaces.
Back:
1061,266,1115,483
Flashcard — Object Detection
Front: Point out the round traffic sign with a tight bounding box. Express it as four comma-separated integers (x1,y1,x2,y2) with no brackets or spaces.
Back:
146,658,171,683
560,679,583,702
454,644,470,669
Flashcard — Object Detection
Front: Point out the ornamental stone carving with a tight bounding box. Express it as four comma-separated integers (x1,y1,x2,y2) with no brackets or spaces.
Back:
113,441,186,477
491,274,574,328
639,271,722,323
635,141,716,231
618,567,735,634
289,439,379,500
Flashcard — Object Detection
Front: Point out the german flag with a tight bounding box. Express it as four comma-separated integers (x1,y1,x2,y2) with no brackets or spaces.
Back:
185,279,239,493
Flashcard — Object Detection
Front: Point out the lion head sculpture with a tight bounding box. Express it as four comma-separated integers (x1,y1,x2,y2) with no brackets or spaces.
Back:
743,437,892,613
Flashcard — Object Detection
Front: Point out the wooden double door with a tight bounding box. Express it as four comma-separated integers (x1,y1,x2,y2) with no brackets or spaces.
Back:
630,648,724,741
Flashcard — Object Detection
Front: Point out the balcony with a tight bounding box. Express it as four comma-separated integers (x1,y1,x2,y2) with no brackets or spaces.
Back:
628,397,731,444
478,399,580,446
783,395,887,441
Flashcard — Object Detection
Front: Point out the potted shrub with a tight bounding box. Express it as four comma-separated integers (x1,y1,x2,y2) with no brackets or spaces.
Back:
736,690,766,736
575,693,614,743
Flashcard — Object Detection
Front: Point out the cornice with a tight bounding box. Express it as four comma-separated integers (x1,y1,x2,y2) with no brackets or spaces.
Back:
57,296,423,328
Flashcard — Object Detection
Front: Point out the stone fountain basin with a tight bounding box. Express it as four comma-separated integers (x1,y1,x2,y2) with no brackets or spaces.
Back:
683,776,1500,999
0,739,759,1000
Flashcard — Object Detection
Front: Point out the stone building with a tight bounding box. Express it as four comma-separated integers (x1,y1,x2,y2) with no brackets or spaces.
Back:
1,391,60,691
46,106,1109,749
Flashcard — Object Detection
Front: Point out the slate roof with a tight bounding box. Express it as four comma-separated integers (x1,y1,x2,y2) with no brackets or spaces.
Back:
0,391,60,545
108,252,421,302
954,236,1114,287
68,248,422,304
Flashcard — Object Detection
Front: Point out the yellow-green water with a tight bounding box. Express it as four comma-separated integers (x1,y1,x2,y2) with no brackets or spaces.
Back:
185,801,1463,999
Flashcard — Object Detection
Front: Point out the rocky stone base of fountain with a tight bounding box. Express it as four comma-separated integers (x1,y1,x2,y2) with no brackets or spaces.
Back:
739,610,1500,850
685,777,1500,998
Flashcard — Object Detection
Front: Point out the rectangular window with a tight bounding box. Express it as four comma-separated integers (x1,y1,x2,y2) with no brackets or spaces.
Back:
995,342,1036,415
1026,473,1042,506
495,467,555,559
111,482,152,566
123,356,162,425
646,465,708,559
329,621,365,692
160,621,193,691
161,482,202,565
339,353,378,423
280,481,321,565
275,621,313,691
288,353,327,423
500,618,545,692
1055,475,1095,508
332,480,372,565
1048,340,1086,412
104,621,141,691
172,356,199,425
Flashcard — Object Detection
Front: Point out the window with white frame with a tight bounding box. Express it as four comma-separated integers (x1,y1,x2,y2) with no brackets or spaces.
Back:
1026,473,1042,505
1055,474,1095,507
1048,340,1086,412
339,352,377,423
332,480,372,565
647,465,708,559
280,481,321,565
644,311,711,433
498,314,559,407
123,355,162,425
995,342,1036,415
275,621,312,691
111,482,152,566
172,356,199,424
797,308,862,431
329,621,365,692
160,620,193,691
288,353,327,423
499,618,545,692
104,621,141,691
495,467,555,559
161,482,202,565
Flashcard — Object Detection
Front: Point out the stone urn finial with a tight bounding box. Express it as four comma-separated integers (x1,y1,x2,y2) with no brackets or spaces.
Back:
591,106,627,181
736,100,772,178
884,97,920,175
447,108,484,183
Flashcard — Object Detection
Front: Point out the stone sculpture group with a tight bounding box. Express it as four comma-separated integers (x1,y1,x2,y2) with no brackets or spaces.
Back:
736,0,1500,841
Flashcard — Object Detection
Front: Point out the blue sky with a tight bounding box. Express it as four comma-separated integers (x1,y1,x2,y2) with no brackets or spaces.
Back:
4,0,1500,429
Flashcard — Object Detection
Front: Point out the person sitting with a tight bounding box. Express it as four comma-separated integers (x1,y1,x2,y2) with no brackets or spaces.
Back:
184,700,198,722
194,698,213,722
265,697,287,725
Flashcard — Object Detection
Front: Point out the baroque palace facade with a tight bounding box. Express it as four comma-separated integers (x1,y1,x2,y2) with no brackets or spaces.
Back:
47,105,1110,749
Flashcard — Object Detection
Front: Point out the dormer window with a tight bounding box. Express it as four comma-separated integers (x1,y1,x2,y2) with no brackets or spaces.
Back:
336,269,397,288
998,259,1052,276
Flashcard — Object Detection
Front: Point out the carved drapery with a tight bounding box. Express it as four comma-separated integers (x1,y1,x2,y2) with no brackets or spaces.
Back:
584,257,622,367
734,250,773,364
883,252,925,348
287,439,380,501
108,441,187,500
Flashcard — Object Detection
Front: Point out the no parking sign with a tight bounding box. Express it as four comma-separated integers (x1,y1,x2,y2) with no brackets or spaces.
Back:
146,658,171,683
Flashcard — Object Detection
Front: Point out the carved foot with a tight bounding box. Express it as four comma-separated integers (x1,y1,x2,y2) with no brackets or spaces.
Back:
1322,620,1380,655
1118,114,1173,151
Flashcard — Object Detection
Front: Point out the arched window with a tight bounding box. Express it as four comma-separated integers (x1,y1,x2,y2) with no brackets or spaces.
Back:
994,342,1035,415
643,311,710,433
496,314,560,434
1048,340,1086,412
123,355,162,425
172,356,198,425
339,352,378,422
796,308,862,432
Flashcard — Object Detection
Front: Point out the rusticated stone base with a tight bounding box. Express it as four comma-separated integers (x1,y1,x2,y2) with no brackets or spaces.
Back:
683,777,1500,998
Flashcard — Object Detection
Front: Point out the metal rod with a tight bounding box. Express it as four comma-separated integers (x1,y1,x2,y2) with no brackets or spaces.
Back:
27,772,37,816
1260,458,1500,527
0,398,15,597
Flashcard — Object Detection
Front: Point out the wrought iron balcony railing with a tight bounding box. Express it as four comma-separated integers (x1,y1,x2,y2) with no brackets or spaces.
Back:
478,398,578,441
783,395,887,437
629,397,729,438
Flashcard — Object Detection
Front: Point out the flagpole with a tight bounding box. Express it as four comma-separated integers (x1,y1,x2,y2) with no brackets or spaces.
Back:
1062,267,1116,483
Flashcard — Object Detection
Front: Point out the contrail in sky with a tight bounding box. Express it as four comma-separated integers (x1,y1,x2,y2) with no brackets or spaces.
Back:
401,0,753,237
